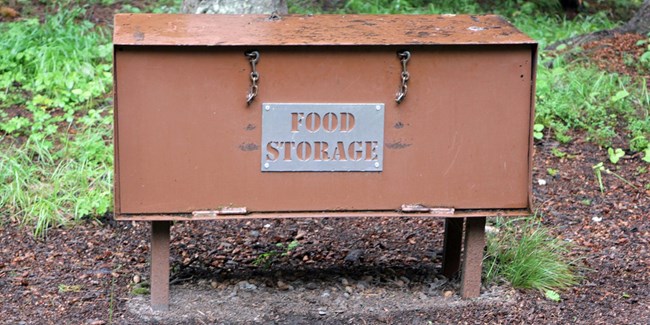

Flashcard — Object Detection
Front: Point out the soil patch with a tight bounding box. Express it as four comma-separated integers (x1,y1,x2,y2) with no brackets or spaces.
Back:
1,136,648,324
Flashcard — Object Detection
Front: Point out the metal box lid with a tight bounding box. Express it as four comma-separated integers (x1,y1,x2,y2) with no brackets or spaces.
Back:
113,14,536,47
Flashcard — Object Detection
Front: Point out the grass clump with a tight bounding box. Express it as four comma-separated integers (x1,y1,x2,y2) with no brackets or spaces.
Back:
536,63,649,151
0,5,114,235
0,7,112,140
484,217,580,294
0,127,113,237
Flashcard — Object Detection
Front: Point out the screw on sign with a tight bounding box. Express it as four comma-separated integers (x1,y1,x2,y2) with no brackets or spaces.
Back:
113,14,537,310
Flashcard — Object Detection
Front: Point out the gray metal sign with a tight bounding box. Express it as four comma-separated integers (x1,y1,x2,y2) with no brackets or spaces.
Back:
261,103,384,172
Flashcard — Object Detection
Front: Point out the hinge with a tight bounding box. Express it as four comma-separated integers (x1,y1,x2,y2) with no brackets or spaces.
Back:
192,207,248,217
400,204,454,215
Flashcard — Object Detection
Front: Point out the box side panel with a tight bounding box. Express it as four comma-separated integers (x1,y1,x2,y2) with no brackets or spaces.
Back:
115,45,533,214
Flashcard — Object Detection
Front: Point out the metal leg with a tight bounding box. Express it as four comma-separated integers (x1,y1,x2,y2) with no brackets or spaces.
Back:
151,221,171,311
442,217,463,278
460,217,486,298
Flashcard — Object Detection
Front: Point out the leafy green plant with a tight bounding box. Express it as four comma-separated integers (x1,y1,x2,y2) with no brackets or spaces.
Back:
607,148,625,164
643,148,650,163
0,8,112,140
638,34,650,69
535,62,649,153
592,162,640,193
544,288,561,302
253,240,300,268
484,217,579,294
547,168,559,177
550,147,567,158
533,124,545,140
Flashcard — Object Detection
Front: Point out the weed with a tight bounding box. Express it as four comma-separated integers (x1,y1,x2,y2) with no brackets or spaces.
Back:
547,168,559,177
535,62,649,153
131,286,150,295
607,148,625,164
484,216,579,293
253,240,300,268
58,284,82,293
551,147,567,158
0,128,113,237
0,8,112,140
533,124,545,140
592,162,640,193
643,148,650,163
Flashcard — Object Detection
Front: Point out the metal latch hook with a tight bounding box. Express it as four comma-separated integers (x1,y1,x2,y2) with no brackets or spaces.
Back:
395,50,411,104
245,50,260,105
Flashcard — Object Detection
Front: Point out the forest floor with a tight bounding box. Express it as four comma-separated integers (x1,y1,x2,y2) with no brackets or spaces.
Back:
1,2,649,324
1,133,648,324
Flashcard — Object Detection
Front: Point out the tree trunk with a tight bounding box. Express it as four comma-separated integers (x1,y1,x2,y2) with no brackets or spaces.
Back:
620,0,650,35
182,0,288,15
547,0,650,50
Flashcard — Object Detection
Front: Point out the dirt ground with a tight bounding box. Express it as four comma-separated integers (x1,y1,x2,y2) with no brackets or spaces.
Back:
1,2,649,324
1,135,648,324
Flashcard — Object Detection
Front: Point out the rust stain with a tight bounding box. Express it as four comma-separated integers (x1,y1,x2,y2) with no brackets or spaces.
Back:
385,141,412,149
133,30,144,41
239,143,259,151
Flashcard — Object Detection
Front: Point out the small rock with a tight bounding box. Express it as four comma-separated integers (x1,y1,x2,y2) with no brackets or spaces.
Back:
303,255,310,261
306,282,318,290
132,275,141,284
394,279,405,287
249,230,260,238
340,278,349,286
419,292,428,300
321,290,331,298
345,286,354,294
443,290,453,298
485,225,500,234
356,281,367,290
210,280,218,289
295,230,307,240
277,280,290,291
264,224,272,228
87,320,105,325
537,178,547,186
238,281,257,292
318,308,327,316
344,249,364,264
592,216,603,222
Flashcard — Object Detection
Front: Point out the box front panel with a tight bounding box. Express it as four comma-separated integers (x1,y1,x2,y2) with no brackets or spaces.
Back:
115,45,533,214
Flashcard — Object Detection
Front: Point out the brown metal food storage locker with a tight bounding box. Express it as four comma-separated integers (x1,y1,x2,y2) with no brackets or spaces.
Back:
113,13,537,311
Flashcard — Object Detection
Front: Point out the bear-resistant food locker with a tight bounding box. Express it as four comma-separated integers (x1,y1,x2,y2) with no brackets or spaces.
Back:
113,13,537,311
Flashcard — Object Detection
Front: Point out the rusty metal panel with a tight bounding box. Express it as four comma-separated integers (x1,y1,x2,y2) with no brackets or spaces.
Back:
113,15,536,217
113,14,536,47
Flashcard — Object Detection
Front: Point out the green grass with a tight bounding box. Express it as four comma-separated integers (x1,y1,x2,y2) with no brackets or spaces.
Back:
0,7,112,137
536,63,649,150
0,4,115,236
0,127,113,237
484,217,580,293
